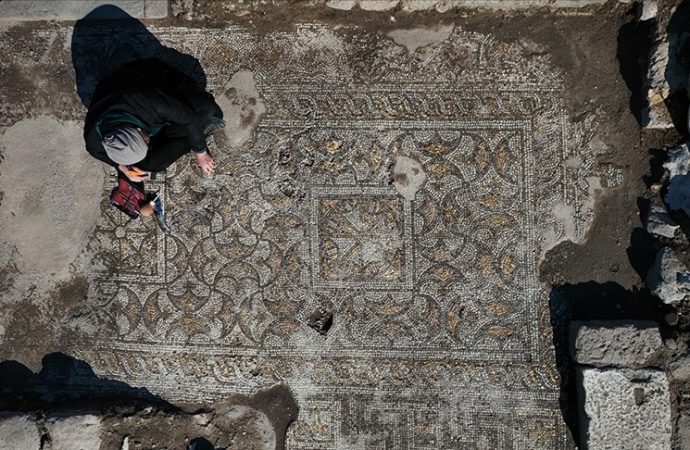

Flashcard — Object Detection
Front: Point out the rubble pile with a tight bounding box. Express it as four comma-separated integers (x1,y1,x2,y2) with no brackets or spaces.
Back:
574,40,690,450
0,377,295,450
573,143,690,450
570,2,690,448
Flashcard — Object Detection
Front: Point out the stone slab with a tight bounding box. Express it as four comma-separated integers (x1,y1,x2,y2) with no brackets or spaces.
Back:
643,22,690,130
359,0,400,10
577,368,672,450
0,414,40,450
45,414,102,450
644,40,674,129
0,1,168,21
638,0,658,21
570,320,664,368
325,0,358,10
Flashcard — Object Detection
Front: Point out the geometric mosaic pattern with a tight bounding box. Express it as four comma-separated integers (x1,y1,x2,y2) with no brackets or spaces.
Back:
0,24,617,449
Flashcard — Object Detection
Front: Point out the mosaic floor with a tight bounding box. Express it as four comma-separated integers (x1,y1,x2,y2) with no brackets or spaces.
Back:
8,24,617,448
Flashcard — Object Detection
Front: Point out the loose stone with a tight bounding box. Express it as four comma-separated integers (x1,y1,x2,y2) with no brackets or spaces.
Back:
646,205,679,239
664,143,690,216
570,320,664,368
647,247,690,305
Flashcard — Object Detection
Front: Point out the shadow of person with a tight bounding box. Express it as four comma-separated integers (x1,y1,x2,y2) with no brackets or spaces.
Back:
187,437,218,450
0,360,33,393
0,352,178,411
71,4,207,107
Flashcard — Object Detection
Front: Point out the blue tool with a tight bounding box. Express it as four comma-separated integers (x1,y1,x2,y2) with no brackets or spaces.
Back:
152,193,171,233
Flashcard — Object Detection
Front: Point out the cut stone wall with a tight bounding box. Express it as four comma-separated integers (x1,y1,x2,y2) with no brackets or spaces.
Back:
570,321,673,450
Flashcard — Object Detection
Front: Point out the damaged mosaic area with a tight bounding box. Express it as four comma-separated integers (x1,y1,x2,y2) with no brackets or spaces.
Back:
12,25,619,448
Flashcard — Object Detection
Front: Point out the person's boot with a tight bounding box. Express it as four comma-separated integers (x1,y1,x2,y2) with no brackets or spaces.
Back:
187,437,215,450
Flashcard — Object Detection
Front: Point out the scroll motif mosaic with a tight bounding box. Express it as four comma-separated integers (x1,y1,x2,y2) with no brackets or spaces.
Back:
0,24,619,449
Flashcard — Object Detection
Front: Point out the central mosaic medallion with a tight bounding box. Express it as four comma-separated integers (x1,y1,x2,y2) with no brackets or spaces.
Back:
312,186,413,289
59,24,614,449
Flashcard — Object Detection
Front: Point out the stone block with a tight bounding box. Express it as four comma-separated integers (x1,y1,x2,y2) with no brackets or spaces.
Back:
0,1,168,21
646,205,679,239
570,320,664,368
326,0,357,10
0,414,40,450
359,0,400,11
578,368,672,450
401,0,434,11
45,414,102,450
647,247,690,305
643,27,690,130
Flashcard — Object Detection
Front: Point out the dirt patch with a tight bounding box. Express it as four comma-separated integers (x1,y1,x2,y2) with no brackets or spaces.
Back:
0,302,57,371
101,385,298,450
216,69,266,149
0,22,84,123
100,405,276,450
1,352,297,449
0,117,104,290
49,275,88,320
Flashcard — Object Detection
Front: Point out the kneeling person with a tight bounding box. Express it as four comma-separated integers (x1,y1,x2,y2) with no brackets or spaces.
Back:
84,59,223,182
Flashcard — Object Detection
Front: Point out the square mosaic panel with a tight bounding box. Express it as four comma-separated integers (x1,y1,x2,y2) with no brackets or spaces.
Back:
310,186,414,290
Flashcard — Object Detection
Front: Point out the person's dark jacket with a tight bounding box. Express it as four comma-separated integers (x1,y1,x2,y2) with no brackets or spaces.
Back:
84,59,207,167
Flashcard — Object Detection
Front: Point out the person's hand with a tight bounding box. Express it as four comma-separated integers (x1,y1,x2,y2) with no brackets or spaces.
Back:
194,151,215,175
118,164,149,182
139,202,155,217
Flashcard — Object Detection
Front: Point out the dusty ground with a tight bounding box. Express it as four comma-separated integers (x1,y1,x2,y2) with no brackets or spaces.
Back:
0,0,689,448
